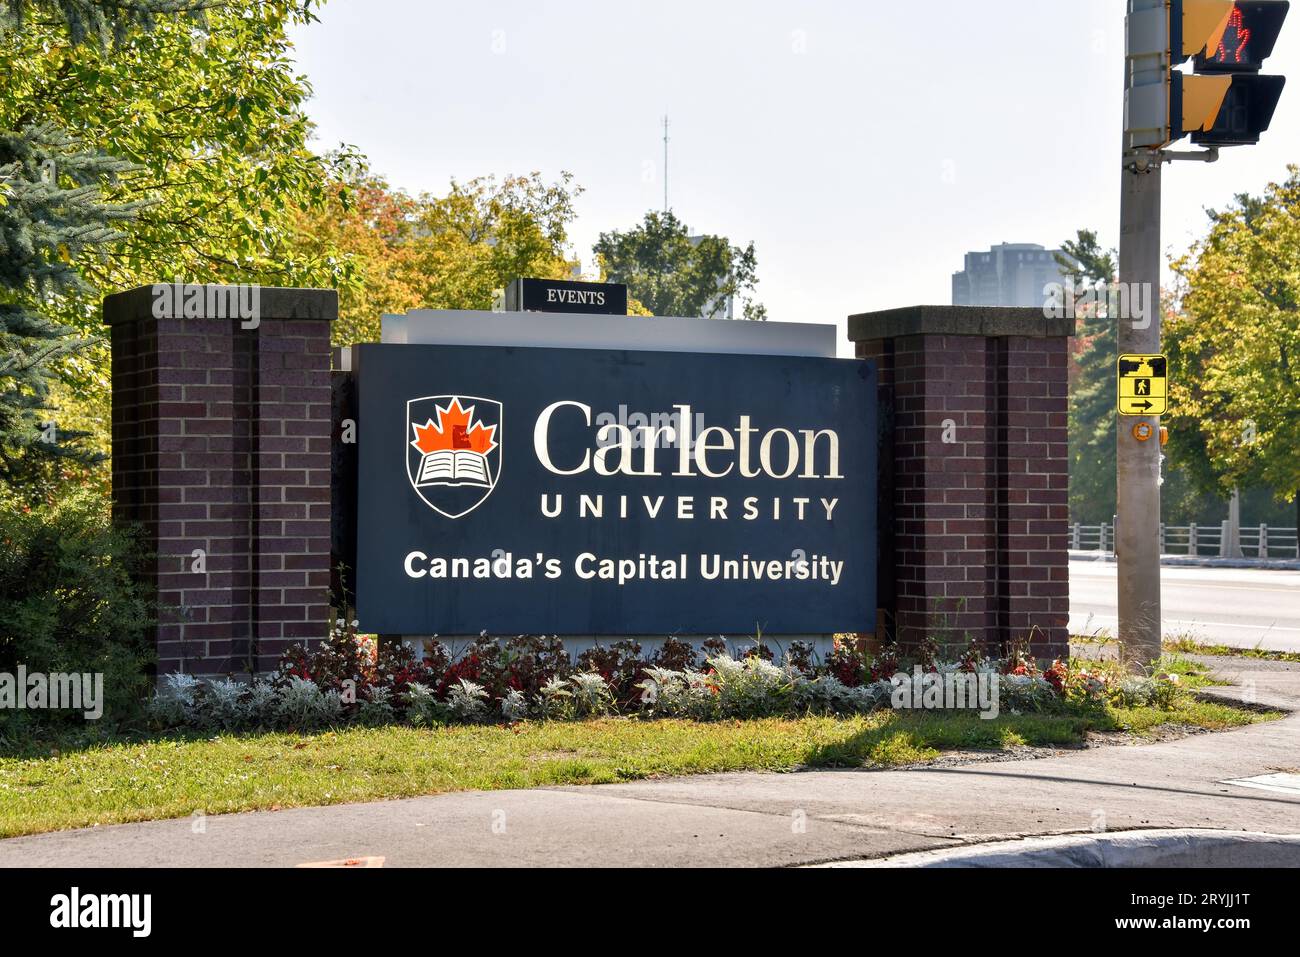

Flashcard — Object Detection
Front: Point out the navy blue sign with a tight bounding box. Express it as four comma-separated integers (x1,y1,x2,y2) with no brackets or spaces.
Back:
353,343,876,636
505,278,628,316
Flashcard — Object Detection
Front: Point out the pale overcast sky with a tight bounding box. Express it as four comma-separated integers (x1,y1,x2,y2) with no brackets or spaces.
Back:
290,0,1300,350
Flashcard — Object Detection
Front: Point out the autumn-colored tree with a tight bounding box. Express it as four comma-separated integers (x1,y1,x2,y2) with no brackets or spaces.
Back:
1167,166,1300,525
297,167,585,346
291,158,423,348
404,172,582,315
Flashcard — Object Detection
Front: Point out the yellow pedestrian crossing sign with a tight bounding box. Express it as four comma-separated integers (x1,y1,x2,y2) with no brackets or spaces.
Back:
1118,354,1168,416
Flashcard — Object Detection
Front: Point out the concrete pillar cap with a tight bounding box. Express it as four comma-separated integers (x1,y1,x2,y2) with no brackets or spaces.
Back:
848,305,1074,342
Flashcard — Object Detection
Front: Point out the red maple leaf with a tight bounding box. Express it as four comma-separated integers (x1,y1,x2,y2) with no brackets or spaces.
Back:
411,398,497,456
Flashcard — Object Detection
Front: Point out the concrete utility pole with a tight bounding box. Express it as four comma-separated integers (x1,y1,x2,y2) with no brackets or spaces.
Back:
1224,487,1244,558
1116,156,1164,667
1118,0,1165,668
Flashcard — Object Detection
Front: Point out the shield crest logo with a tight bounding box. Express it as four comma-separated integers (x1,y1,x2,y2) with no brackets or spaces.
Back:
405,395,502,519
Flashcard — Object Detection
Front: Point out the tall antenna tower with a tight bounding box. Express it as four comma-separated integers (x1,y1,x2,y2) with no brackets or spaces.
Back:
662,115,669,213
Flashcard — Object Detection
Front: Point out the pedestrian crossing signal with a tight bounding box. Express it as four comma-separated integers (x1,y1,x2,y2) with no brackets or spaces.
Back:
1136,1,1293,148
1118,354,1169,416
1171,1,1290,146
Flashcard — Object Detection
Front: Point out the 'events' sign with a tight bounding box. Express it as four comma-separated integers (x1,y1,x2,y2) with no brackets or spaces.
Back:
504,278,628,316
352,343,876,635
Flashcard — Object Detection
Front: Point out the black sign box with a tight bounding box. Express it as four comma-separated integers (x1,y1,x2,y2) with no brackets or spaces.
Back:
352,342,876,636
505,277,628,316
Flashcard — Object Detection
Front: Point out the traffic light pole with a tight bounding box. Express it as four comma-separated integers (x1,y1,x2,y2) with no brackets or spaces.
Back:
1116,151,1164,668
1116,0,1289,668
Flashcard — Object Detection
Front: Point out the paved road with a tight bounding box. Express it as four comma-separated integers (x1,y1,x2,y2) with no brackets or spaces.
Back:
1070,560,1300,652
0,658,1295,867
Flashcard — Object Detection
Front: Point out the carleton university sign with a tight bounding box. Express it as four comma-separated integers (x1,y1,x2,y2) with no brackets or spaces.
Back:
353,343,876,635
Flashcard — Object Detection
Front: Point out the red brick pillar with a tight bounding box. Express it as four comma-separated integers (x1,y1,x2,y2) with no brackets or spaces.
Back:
104,284,337,676
850,306,1073,661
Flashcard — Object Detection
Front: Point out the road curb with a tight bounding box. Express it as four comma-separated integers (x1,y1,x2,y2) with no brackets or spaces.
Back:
814,829,1300,868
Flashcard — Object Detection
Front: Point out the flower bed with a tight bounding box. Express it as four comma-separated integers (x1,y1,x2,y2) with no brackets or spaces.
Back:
147,622,1187,733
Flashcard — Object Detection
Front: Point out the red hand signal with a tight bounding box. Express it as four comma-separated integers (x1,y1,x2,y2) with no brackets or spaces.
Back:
1217,7,1252,63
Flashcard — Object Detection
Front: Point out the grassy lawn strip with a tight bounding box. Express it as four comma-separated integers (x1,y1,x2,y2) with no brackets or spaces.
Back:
1075,632,1300,666
0,696,1276,839
1163,638,1300,664
1157,655,1231,689
1074,634,1299,669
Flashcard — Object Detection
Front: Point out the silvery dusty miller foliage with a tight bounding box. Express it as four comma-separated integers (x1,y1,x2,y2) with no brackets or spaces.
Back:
145,639,1186,734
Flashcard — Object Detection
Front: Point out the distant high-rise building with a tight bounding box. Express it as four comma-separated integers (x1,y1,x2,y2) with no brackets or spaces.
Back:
952,243,1074,308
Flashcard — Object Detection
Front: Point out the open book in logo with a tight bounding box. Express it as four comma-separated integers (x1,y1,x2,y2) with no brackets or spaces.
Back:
406,396,502,519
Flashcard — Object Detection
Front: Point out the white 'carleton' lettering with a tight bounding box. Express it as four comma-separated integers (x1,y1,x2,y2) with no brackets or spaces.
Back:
532,402,844,480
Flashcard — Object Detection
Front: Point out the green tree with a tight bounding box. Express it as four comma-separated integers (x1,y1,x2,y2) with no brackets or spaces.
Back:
0,0,206,46
2,0,338,305
1167,167,1300,527
0,0,214,489
1059,228,1234,526
1057,230,1117,522
0,123,130,492
1,0,345,481
594,210,766,320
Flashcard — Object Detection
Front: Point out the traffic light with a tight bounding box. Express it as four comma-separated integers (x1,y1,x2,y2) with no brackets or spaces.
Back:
1125,0,1289,149
1176,72,1287,144
1193,1,1290,70
1176,1,1290,145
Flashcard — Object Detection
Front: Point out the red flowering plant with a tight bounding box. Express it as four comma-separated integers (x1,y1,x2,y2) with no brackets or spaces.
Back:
276,618,377,694
700,636,729,659
914,636,942,673
783,641,818,677
958,636,990,673
1043,659,1069,695
440,634,574,701
1001,634,1042,678
868,647,900,683
278,644,315,684
1064,663,1109,704
577,639,648,707
498,635,572,696
437,649,483,698
652,637,699,672
421,640,452,676
827,637,869,687
372,638,445,699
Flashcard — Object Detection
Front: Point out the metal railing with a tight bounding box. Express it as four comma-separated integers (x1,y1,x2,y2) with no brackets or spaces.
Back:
1071,520,1300,559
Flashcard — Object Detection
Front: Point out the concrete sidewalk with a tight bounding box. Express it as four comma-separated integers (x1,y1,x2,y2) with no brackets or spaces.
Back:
1,657,1298,868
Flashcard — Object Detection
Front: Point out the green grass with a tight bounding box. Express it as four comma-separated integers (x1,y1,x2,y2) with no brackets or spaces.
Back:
1163,637,1300,664
1069,649,1230,689
1107,697,1269,735
1072,633,1288,675
1153,654,1229,689
0,695,1279,839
